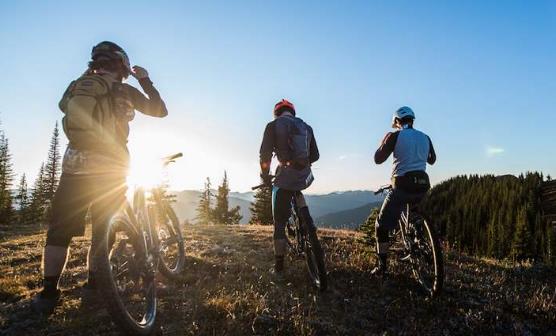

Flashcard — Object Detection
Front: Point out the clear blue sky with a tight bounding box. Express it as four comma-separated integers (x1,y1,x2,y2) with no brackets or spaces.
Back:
0,1,554,193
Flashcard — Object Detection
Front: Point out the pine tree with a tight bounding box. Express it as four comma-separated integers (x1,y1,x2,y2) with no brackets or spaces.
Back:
213,171,230,224
228,206,242,225
0,131,14,225
195,177,213,225
29,162,48,224
359,208,379,246
511,206,531,260
14,174,30,224
43,122,61,204
249,186,273,225
213,171,243,225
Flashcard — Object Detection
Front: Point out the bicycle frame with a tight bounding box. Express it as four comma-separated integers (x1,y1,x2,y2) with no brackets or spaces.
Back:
124,152,184,274
398,204,412,251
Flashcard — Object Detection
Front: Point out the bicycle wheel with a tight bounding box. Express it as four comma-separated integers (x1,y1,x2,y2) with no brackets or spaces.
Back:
304,230,328,291
95,212,158,335
156,203,186,281
407,212,444,297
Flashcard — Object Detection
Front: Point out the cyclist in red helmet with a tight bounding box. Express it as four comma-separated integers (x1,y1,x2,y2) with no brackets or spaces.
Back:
259,99,320,274
31,41,168,315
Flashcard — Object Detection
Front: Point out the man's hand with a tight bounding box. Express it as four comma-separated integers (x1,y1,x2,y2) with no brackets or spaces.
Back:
130,65,149,80
260,173,272,187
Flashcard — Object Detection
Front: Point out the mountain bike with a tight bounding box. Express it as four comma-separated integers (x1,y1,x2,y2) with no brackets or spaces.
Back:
374,185,443,297
95,153,186,335
252,180,328,291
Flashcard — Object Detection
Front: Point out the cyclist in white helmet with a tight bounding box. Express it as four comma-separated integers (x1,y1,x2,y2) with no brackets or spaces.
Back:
372,106,436,276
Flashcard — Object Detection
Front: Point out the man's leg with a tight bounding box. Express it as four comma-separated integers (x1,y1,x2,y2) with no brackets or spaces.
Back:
271,187,294,273
373,189,404,276
32,173,90,314
42,245,70,293
294,192,317,235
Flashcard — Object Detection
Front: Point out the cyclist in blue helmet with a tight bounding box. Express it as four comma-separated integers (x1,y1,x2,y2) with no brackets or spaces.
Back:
372,106,436,276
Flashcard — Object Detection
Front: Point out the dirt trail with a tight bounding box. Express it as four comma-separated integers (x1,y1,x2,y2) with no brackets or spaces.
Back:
1,225,555,335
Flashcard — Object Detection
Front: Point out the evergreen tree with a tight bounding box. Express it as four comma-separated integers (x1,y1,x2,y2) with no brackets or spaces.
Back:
0,131,14,225
43,122,61,204
213,171,243,225
359,208,379,246
420,172,547,262
14,174,30,224
195,177,213,225
29,162,48,224
511,206,531,260
213,171,230,224
249,186,273,225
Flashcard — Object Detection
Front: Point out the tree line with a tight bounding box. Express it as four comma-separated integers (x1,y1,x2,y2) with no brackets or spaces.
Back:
195,172,243,225
419,172,554,263
360,172,554,265
0,121,61,230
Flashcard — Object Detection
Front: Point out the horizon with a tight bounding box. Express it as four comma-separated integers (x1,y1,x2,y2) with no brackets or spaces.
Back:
1,1,555,193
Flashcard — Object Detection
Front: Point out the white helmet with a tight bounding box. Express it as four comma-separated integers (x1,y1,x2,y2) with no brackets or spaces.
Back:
392,106,415,128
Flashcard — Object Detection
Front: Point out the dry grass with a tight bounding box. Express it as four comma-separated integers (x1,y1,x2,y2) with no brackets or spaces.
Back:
0,224,555,335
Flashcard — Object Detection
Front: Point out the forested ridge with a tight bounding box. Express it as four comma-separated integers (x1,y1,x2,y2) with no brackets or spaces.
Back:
420,172,555,264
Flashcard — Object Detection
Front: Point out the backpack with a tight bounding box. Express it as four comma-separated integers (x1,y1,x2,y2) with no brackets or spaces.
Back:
58,74,123,151
287,117,311,169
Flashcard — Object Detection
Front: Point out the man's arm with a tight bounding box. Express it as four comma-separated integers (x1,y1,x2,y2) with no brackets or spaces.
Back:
308,126,320,164
427,136,436,165
374,132,398,164
259,122,275,176
128,78,168,118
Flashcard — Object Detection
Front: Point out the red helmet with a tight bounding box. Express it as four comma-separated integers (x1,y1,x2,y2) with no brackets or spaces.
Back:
273,99,296,117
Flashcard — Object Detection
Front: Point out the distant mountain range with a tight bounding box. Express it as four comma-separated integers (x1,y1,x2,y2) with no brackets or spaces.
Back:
171,190,383,228
315,202,382,230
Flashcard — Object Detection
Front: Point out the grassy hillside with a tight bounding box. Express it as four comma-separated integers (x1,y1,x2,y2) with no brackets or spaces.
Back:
1,225,555,335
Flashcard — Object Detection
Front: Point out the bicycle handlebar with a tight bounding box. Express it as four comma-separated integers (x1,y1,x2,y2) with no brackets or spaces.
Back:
252,176,275,190
162,152,183,166
374,185,393,195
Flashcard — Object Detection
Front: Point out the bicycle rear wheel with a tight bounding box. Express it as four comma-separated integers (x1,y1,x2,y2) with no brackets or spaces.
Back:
156,203,186,281
407,212,443,297
304,230,328,291
95,213,158,335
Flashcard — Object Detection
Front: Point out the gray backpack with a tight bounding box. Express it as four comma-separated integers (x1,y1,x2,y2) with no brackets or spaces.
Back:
287,117,311,168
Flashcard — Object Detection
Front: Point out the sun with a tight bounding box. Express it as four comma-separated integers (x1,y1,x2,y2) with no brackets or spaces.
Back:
127,156,165,189
126,130,184,190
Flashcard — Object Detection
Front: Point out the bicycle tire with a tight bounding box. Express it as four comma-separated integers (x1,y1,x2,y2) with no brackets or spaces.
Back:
304,230,328,291
95,213,159,335
410,213,444,297
157,204,186,281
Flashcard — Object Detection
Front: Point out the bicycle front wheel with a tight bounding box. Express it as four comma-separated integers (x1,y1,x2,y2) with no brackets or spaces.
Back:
156,203,186,281
304,230,328,291
408,212,444,297
95,212,158,335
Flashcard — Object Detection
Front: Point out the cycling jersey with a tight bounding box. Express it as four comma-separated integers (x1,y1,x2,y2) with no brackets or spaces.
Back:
259,114,320,191
374,125,436,177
